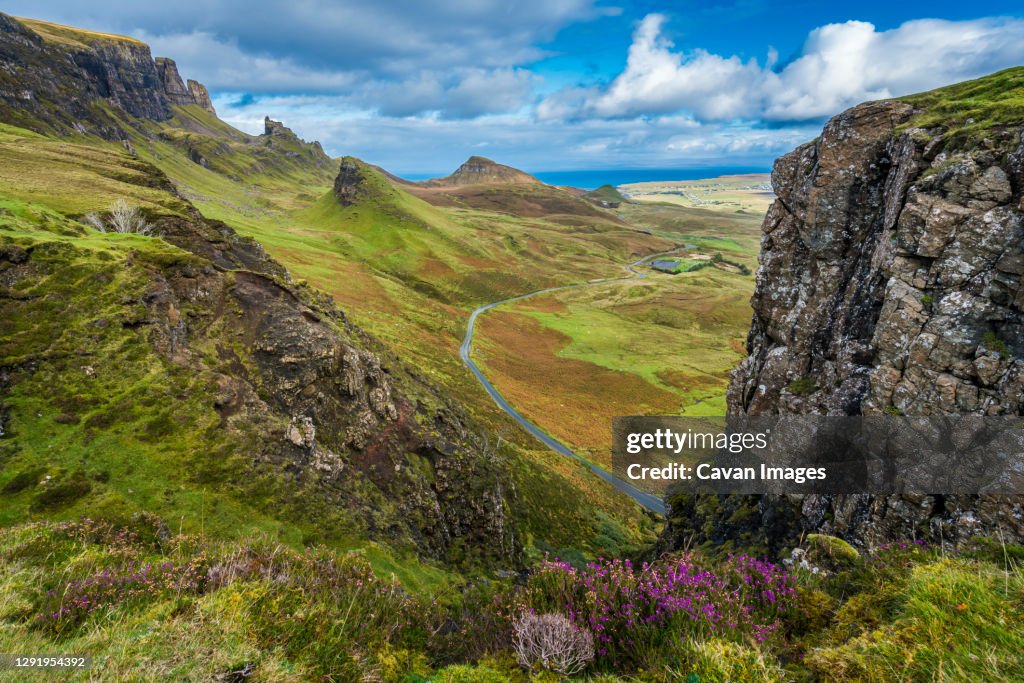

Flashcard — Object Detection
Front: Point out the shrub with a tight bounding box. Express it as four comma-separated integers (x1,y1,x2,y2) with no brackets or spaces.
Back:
29,473,91,511
982,332,1010,359
34,554,209,634
512,612,594,675
786,378,818,396
509,554,796,669
2,466,46,494
85,199,152,235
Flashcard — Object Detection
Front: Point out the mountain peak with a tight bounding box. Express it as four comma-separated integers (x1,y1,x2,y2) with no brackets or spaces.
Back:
433,156,539,187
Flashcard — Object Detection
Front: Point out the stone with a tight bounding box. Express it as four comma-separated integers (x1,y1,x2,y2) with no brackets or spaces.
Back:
663,96,1024,553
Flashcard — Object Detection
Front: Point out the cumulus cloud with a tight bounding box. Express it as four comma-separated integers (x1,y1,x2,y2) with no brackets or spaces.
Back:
551,13,1024,122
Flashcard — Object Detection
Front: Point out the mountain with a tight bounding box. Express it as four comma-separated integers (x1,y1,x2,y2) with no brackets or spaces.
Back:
401,155,625,222
426,155,540,187
661,67,1024,555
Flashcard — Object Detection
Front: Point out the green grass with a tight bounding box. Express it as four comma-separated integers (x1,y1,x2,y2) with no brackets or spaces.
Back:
806,558,1024,681
0,96,661,574
899,66,1024,148
4,518,1020,682
584,184,628,204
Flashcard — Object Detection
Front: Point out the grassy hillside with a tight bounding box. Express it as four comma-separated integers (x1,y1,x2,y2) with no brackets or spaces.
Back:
0,519,1020,681
584,184,628,205
0,111,659,573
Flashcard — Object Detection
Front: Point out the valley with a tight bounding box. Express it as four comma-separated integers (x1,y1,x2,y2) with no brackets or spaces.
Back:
2,10,1023,682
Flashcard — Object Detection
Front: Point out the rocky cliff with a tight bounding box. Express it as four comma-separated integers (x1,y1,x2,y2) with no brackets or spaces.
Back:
262,117,333,170
155,57,216,114
662,68,1024,553
0,14,214,136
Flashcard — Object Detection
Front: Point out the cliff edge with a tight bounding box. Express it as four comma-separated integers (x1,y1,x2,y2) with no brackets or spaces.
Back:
663,68,1024,553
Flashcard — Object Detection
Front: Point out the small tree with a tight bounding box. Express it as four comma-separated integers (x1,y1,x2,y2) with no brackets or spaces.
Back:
513,612,594,675
85,199,152,235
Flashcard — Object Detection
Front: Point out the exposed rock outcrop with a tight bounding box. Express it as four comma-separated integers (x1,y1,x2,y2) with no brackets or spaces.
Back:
262,117,332,170
662,71,1024,554
0,13,215,136
187,79,214,114
333,157,370,206
155,57,216,114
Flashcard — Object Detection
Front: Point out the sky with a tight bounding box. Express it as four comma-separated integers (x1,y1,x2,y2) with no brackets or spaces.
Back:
9,1,1024,175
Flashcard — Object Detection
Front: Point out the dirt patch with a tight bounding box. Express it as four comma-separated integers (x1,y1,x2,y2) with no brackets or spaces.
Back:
655,369,725,392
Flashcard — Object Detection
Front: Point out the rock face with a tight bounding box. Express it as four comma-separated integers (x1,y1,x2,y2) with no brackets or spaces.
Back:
155,57,216,114
0,13,215,136
333,157,370,206
262,117,333,170
662,80,1024,553
187,79,214,114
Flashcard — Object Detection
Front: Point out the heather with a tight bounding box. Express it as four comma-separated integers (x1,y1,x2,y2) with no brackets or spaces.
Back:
509,554,796,669
2,516,1021,681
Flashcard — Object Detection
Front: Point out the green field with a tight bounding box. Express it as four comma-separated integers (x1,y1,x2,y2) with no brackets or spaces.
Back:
472,206,760,462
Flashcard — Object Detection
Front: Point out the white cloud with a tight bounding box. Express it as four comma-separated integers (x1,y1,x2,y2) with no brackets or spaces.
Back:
215,91,818,175
549,14,1024,123
589,14,765,120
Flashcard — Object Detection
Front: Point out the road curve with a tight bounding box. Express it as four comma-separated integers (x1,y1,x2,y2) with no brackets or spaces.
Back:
459,249,690,516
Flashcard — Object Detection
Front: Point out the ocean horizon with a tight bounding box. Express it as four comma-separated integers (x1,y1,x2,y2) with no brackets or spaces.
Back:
400,166,771,190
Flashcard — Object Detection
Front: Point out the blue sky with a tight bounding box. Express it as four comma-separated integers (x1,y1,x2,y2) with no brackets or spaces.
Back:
10,1,1024,174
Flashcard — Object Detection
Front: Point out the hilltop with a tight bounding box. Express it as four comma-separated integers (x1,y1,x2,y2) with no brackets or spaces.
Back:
426,155,540,187
584,184,629,208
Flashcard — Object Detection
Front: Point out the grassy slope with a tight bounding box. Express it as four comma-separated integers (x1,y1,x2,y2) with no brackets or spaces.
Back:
584,184,628,204
899,66,1024,146
0,108,659,571
0,131,466,591
0,520,1020,681
130,126,675,556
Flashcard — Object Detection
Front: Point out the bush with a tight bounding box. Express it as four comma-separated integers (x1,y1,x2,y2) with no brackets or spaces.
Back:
982,331,1010,359
512,612,594,675
786,378,818,396
2,466,46,494
508,554,796,669
84,199,152,235
29,473,91,511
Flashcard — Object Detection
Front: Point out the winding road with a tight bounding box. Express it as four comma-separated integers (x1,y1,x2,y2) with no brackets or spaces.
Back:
459,249,692,516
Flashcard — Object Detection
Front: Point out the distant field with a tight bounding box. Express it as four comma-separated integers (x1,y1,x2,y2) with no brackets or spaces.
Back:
473,199,764,463
622,173,774,215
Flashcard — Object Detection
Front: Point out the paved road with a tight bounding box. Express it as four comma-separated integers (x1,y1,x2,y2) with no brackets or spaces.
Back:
459,249,691,516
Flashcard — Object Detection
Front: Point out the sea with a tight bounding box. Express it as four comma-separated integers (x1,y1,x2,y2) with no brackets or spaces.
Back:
531,167,770,190
401,166,770,190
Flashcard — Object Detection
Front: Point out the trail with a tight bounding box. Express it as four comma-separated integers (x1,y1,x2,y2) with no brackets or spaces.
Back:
460,248,691,515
